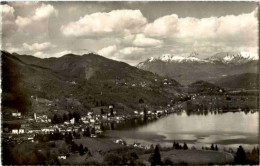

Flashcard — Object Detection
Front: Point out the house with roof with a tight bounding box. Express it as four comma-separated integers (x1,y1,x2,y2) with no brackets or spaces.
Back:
90,118,95,124
133,143,143,148
94,123,101,130
82,120,89,124
70,118,75,124
66,127,72,132
58,154,67,160
12,112,21,118
12,129,19,134
41,128,50,134
18,129,25,134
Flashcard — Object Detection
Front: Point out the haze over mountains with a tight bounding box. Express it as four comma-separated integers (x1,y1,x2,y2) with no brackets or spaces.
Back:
137,51,258,86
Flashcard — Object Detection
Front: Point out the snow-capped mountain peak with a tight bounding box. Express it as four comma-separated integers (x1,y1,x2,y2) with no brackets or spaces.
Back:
157,53,204,63
148,57,155,62
208,52,258,64
189,52,199,57
240,52,258,60
138,51,257,68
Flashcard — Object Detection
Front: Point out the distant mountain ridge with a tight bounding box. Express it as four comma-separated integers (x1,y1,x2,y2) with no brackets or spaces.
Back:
206,52,258,64
137,51,258,85
138,51,258,67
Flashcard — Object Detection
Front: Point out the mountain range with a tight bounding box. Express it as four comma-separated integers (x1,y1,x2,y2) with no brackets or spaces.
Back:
2,51,182,116
137,52,258,86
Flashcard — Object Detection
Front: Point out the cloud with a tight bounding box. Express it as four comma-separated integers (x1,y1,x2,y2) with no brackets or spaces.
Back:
60,9,147,37
68,7,77,13
1,4,15,20
23,42,52,51
15,16,32,28
3,43,22,53
143,8,258,59
119,33,163,48
112,47,147,63
10,1,39,7
118,47,145,55
34,50,72,58
14,3,58,31
133,34,163,47
33,49,90,59
0,4,17,30
144,9,258,42
97,45,117,57
32,3,58,21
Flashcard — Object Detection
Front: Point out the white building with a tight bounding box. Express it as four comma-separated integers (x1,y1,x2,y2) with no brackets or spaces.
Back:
58,155,67,160
12,112,21,118
12,129,19,134
70,118,75,124
18,129,25,134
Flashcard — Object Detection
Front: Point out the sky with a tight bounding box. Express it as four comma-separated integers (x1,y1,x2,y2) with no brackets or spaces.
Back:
1,1,258,66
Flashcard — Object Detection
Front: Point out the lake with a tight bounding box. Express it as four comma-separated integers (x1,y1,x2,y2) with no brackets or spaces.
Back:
104,111,259,150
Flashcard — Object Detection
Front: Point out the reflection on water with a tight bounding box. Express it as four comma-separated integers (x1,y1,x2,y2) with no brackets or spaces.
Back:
104,111,259,150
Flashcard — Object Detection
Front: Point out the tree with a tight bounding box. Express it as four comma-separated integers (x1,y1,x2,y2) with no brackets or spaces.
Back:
173,141,182,150
68,112,73,120
65,132,73,144
143,107,147,119
163,158,173,166
83,127,90,137
173,141,176,149
101,108,105,115
139,98,144,104
71,141,79,153
149,145,162,166
100,100,104,106
103,154,122,165
215,144,218,151
247,147,259,164
183,142,188,150
73,131,77,137
79,144,84,156
150,144,155,150
63,113,68,122
211,144,215,150
73,112,80,123
91,128,95,134
130,152,139,160
95,101,99,107
234,145,247,164
52,114,58,124
110,108,114,116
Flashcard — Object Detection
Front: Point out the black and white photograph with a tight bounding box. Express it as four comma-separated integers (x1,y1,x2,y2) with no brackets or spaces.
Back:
1,1,259,165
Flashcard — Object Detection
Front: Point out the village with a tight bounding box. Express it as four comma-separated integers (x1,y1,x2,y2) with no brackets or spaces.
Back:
2,98,175,149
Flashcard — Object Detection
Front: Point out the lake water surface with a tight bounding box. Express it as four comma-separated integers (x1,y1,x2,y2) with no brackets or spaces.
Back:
105,112,259,150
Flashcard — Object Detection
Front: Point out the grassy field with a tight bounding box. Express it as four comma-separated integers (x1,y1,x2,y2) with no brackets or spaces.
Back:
55,137,235,165
73,137,124,152
140,149,234,165
57,137,125,164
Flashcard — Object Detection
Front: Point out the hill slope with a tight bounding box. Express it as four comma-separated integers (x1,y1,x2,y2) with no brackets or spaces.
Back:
187,80,224,94
214,73,258,90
